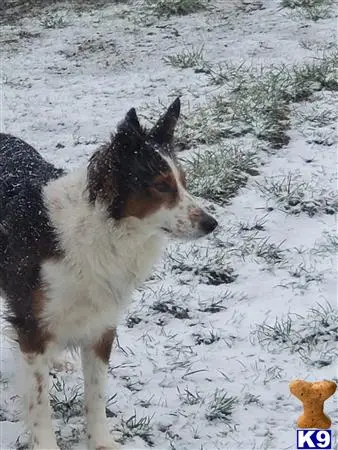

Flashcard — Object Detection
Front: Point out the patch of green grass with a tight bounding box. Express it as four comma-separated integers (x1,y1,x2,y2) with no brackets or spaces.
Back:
281,0,334,21
313,231,338,255
198,290,246,313
116,413,155,447
239,216,267,232
287,262,324,290
163,45,206,69
2,0,125,25
256,173,338,216
223,228,288,267
255,238,287,265
185,142,259,204
177,387,203,405
252,302,338,366
294,103,337,127
193,329,221,346
243,393,262,406
169,250,237,285
55,426,82,450
290,52,338,98
186,53,337,149
41,14,69,29
166,243,237,286
206,389,237,422
185,64,292,148
50,376,83,424
146,0,209,17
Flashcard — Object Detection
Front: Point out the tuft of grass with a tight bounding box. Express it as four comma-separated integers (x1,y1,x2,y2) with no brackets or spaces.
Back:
55,426,82,450
163,46,206,69
116,413,155,447
198,294,236,313
145,0,209,17
49,376,83,423
290,52,338,98
239,216,267,232
254,316,293,348
223,228,288,267
152,299,190,319
252,302,338,366
294,103,337,127
243,393,262,406
186,143,259,204
313,231,338,256
256,173,338,216
41,14,69,29
281,0,334,21
193,329,221,346
206,389,237,422
255,238,286,265
207,64,292,148
190,53,337,149
167,245,237,285
287,262,324,290
177,387,203,405
126,314,142,328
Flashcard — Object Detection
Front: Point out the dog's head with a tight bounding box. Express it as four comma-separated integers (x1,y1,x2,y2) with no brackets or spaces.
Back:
87,98,218,239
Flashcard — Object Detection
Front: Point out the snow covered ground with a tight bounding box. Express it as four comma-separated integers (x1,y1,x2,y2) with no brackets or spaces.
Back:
1,0,337,449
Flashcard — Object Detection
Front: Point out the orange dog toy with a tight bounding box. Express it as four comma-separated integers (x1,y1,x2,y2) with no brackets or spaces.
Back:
289,379,337,429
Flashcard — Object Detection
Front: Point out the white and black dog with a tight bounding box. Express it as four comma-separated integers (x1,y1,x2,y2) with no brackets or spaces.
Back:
0,98,217,449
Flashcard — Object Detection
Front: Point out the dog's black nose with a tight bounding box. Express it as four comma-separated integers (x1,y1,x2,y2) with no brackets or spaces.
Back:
199,212,218,234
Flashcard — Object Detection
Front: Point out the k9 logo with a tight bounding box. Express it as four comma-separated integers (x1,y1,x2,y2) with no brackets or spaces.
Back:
297,429,332,449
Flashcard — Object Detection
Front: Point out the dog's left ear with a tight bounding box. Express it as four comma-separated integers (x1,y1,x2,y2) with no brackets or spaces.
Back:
117,107,142,136
149,97,180,146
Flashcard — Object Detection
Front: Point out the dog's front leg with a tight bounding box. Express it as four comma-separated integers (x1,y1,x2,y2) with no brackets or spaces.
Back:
81,328,119,450
21,350,59,449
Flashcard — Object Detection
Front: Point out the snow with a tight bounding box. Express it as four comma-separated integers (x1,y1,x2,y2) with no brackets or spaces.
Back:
1,0,337,449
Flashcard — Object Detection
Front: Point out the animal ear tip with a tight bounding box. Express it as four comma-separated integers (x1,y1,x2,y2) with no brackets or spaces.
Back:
172,97,181,114
126,107,138,119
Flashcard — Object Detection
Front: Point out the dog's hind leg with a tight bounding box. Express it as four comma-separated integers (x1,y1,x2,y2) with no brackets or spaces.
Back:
18,331,59,449
81,328,119,450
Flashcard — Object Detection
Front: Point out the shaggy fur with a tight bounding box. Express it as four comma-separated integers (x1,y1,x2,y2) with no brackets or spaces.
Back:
0,98,218,449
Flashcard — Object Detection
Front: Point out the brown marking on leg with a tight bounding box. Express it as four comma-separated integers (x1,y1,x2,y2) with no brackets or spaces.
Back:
92,328,116,364
17,289,53,355
35,372,43,404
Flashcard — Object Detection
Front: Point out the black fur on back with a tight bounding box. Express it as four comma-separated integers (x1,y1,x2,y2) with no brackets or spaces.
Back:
0,133,65,332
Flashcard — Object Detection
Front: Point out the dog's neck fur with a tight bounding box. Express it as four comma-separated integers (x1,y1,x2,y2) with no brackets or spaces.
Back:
42,167,164,345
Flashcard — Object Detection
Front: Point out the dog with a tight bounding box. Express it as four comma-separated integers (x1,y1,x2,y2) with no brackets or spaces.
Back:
0,98,218,449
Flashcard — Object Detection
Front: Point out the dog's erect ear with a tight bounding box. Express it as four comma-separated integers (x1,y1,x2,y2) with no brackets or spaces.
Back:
115,107,144,153
117,107,141,135
149,97,180,146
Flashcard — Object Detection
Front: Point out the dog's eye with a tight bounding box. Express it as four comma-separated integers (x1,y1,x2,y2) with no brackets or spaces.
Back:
153,182,174,193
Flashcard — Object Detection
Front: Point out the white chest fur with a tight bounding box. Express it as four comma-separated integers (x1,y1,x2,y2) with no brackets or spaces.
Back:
41,169,164,345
